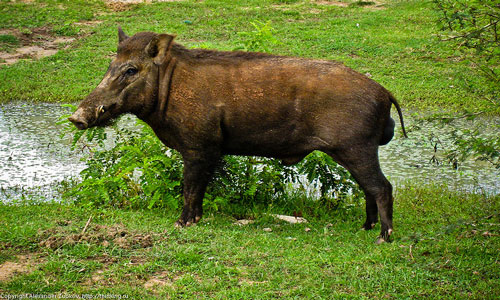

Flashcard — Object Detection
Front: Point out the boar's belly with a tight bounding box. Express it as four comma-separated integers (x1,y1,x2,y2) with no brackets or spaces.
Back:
220,121,318,157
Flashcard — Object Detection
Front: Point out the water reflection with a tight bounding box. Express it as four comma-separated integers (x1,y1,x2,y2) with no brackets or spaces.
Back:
379,112,499,194
0,103,83,198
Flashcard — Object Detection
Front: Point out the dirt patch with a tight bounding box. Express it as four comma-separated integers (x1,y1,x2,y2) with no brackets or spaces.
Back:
144,271,174,290
104,0,186,12
73,20,104,27
105,1,135,12
313,0,385,9
80,255,120,287
106,0,187,2
143,272,200,292
0,27,74,65
238,278,268,285
83,257,160,288
38,223,154,250
314,0,350,7
0,254,41,282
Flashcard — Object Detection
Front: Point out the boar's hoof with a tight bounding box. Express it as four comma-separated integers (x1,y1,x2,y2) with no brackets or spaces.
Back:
362,222,377,230
174,221,184,228
174,217,201,228
375,229,393,244
175,220,196,228
175,207,203,228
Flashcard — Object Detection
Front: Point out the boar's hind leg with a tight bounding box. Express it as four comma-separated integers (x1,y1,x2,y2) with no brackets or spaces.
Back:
328,147,393,242
175,154,219,227
362,193,379,231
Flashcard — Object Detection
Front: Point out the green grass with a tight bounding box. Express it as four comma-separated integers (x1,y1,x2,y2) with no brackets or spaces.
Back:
0,0,497,113
0,0,103,29
1,184,499,298
0,34,19,52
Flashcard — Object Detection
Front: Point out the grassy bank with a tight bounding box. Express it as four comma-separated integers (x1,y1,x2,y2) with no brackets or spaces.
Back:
0,184,499,298
0,0,497,113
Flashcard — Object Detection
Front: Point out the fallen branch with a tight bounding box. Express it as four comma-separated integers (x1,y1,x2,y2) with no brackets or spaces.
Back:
81,215,93,235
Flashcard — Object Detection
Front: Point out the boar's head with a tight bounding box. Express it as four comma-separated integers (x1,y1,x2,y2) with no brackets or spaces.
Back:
69,28,174,130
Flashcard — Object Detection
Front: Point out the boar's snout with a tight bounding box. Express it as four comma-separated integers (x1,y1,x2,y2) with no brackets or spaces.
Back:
68,110,89,130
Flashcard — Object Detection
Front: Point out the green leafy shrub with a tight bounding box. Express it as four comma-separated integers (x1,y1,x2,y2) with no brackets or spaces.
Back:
298,151,364,209
59,110,184,209
234,21,279,53
206,156,296,212
74,126,183,209
205,152,363,217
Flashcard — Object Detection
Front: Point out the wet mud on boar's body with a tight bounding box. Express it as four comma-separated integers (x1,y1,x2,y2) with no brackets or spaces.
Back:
69,28,408,243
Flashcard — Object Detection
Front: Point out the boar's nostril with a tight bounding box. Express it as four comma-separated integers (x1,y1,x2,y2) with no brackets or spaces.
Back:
68,116,88,130
74,121,88,130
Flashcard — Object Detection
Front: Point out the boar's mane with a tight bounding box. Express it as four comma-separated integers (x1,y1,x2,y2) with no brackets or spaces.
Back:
170,43,277,62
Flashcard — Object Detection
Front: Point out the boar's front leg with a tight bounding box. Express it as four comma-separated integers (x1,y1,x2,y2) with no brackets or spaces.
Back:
175,152,219,227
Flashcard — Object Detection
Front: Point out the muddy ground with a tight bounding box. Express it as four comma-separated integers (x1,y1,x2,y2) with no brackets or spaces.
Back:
0,27,75,65
0,223,154,284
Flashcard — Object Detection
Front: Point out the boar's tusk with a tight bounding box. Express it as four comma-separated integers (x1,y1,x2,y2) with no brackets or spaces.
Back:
95,105,105,119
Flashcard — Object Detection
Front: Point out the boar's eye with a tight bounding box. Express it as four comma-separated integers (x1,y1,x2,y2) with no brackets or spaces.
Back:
125,67,138,76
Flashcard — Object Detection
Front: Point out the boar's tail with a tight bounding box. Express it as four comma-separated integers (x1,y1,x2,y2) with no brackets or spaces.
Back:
389,94,408,138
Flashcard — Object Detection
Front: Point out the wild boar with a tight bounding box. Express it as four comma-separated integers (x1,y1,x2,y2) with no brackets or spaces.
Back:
69,28,407,242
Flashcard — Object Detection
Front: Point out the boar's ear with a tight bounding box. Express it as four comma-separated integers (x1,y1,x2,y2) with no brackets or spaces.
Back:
118,27,129,44
145,34,176,65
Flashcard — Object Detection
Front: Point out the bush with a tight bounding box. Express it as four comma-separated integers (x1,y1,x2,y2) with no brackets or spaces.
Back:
234,21,279,53
64,121,184,209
